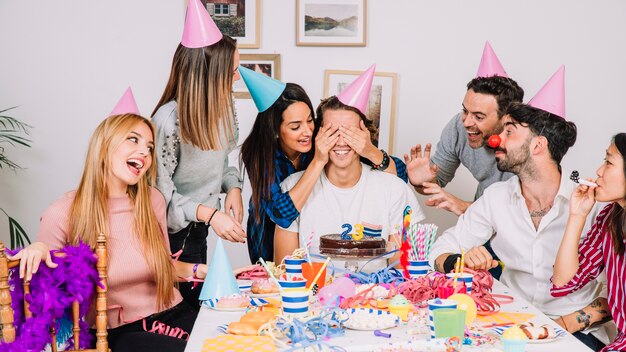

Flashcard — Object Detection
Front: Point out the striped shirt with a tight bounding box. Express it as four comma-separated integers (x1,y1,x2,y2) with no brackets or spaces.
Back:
551,203,626,351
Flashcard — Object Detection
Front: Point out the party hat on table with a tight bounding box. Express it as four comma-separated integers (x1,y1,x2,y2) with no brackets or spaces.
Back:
110,87,140,116
181,0,223,48
239,65,287,112
528,65,566,119
337,64,376,114
199,238,240,300
476,41,508,78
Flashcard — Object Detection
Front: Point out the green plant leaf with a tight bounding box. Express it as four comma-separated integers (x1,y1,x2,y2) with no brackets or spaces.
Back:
8,216,30,249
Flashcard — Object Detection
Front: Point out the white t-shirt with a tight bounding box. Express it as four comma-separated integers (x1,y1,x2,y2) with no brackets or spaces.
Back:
280,164,425,271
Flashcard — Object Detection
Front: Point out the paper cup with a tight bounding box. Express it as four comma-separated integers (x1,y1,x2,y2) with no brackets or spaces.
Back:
284,258,305,280
502,339,528,352
446,273,473,294
278,279,307,289
408,260,430,278
433,308,466,338
428,298,457,338
281,288,310,317
301,262,327,289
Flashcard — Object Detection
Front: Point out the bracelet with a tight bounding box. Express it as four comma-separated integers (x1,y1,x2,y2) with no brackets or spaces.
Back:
372,149,390,171
443,254,462,273
559,316,569,332
192,263,200,279
205,209,218,226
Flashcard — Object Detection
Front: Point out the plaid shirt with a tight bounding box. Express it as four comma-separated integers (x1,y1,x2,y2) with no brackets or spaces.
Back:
246,151,407,263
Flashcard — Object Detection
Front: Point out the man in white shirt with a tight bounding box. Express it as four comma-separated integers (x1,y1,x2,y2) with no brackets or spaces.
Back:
429,102,611,350
274,96,425,271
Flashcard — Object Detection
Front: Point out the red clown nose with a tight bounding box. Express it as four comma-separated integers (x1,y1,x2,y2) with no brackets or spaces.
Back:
488,134,501,148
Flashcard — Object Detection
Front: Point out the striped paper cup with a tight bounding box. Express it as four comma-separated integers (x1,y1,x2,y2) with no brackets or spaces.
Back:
408,260,430,278
281,288,310,317
278,278,307,289
446,273,474,294
284,258,305,280
428,298,457,338
237,279,253,292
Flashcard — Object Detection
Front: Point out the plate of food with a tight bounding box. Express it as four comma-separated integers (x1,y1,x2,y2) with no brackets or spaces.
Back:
341,308,399,330
249,279,281,298
493,323,566,344
203,295,268,311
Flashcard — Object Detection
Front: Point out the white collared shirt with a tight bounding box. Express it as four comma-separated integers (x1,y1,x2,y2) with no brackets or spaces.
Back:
429,172,605,318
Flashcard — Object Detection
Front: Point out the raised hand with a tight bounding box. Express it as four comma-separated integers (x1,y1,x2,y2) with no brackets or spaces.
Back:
339,120,378,160
422,182,471,216
569,183,596,217
404,144,439,187
313,122,339,164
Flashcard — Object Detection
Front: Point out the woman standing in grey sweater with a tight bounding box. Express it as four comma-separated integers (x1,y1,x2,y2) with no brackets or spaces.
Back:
151,0,245,308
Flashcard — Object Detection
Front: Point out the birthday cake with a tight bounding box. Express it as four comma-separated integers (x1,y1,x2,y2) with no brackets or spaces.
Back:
319,234,386,258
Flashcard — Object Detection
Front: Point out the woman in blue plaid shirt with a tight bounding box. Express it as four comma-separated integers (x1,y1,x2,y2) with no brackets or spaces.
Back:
240,78,408,263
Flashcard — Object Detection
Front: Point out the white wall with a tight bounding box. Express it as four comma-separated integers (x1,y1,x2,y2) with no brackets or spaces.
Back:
1,1,625,268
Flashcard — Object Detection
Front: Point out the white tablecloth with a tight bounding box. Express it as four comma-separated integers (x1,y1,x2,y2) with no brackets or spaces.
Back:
185,280,591,351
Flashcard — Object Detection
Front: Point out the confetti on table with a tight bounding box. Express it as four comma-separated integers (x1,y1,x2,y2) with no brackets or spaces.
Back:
202,335,276,352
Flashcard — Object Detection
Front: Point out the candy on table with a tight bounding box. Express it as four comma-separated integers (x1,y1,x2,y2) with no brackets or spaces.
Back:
388,294,413,321
355,283,390,298
342,309,398,330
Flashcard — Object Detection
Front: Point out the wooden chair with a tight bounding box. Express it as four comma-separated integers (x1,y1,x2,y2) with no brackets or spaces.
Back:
0,234,109,352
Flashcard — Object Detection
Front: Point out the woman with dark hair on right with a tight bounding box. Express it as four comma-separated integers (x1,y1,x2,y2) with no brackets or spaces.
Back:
239,65,408,263
552,133,626,352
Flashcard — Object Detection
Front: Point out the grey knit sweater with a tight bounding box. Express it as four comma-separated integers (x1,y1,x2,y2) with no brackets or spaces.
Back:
152,100,242,233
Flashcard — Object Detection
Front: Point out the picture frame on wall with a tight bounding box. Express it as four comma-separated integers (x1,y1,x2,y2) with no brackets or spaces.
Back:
205,0,260,49
324,69,397,153
234,54,281,99
296,0,366,47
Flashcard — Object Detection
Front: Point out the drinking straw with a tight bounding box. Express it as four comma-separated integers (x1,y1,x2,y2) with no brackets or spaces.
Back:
308,257,331,292
259,257,281,289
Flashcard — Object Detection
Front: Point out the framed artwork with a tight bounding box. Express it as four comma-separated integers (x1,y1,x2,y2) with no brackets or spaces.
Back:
205,0,260,48
296,0,366,47
324,69,397,153
234,54,281,99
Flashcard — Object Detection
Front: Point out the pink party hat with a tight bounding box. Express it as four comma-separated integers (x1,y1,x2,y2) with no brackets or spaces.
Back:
476,41,508,78
181,0,223,48
528,65,565,119
337,64,376,115
110,87,140,116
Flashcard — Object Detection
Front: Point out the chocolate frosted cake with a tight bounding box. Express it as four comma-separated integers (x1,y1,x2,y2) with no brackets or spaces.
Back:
319,234,386,258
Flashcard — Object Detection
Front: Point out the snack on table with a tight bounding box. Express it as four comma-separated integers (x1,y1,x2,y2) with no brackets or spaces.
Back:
518,322,557,340
251,278,280,294
501,325,528,352
343,308,398,330
388,294,413,321
227,311,276,336
355,283,389,298
319,234,386,258
216,294,250,308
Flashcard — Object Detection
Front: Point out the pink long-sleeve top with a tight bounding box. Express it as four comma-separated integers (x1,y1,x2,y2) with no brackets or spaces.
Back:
551,203,626,351
36,187,183,329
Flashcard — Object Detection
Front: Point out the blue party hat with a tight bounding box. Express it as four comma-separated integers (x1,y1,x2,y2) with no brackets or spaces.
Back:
239,65,287,112
199,238,241,300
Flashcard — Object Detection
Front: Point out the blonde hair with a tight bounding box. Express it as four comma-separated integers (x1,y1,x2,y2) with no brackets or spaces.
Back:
152,36,237,150
69,113,175,309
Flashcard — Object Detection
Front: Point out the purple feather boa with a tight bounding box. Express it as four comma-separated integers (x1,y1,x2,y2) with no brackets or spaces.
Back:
1,243,103,352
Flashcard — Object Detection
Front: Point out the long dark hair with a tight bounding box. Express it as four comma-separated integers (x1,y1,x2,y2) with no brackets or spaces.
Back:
240,83,315,222
609,132,626,255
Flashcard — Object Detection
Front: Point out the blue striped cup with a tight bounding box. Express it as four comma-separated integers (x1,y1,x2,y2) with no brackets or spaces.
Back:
278,278,307,289
446,273,474,294
237,279,252,292
281,288,310,317
408,260,430,278
428,298,457,338
284,258,305,280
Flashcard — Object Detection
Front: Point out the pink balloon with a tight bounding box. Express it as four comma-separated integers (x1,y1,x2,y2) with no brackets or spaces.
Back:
317,286,339,306
332,277,356,298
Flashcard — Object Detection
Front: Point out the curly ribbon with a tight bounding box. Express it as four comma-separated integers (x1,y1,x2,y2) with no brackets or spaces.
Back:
259,308,347,352
142,319,190,340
